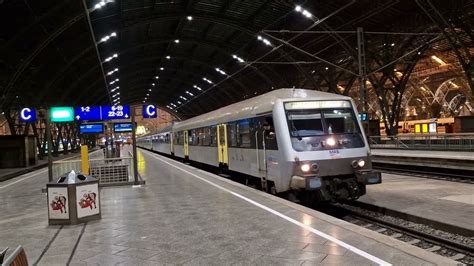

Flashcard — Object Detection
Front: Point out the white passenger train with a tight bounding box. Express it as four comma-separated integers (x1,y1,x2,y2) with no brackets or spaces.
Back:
137,89,381,202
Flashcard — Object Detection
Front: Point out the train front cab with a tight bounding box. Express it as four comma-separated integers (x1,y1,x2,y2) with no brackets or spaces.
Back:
275,99,382,201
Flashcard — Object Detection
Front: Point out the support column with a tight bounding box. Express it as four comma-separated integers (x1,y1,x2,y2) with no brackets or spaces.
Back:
357,27,369,136
131,107,139,185
45,110,53,182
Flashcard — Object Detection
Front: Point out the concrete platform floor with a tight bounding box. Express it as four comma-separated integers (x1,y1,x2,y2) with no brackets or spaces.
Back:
360,173,474,232
0,149,458,265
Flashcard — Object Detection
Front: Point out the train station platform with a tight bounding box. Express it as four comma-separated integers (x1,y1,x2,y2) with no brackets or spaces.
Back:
360,173,474,235
371,149,474,171
0,151,82,183
0,149,458,265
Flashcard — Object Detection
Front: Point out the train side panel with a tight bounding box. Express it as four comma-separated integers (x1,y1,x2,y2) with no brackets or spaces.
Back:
188,145,218,166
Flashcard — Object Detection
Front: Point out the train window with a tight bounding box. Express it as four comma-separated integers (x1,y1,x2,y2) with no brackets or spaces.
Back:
322,109,357,134
190,130,197,145
263,116,278,150
210,126,217,146
173,132,179,144
288,112,324,137
202,127,210,146
239,119,251,148
229,123,237,147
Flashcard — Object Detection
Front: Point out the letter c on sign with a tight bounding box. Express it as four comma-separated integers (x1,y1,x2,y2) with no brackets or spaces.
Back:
21,108,32,121
146,105,156,117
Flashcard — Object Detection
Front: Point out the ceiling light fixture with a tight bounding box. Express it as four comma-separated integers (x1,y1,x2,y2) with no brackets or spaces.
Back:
232,54,245,63
295,5,313,18
215,68,227,75
257,35,272,46
203,77,213,84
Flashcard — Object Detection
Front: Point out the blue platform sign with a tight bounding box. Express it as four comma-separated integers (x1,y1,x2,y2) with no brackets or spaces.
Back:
79,123,104,134
102,105,130,120
75,106,102,121
143,104,157,118
358,112,368,121
114,123,133,133
19,107,37,122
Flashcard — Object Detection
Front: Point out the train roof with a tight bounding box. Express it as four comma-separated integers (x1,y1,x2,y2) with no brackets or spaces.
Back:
173,88,351,131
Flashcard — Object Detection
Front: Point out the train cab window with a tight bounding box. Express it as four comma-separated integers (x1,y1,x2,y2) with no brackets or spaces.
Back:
322,109,357,134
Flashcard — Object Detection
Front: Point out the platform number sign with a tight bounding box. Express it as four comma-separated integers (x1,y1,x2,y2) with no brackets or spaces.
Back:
74,106,102,121
19,107,37,122
102,105,130,120
143,104,157,118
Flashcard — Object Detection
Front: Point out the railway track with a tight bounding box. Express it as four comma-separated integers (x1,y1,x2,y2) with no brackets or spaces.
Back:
373,163,474,184
316,203,474,264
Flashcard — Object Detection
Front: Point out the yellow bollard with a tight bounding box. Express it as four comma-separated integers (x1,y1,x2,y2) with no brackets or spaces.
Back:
81,145,89,175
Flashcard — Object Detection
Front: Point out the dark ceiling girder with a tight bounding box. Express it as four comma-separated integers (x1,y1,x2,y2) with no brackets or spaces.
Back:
1,0,73,52
118,12,308,83
122,67,246,101
1,12,84,107
38,46,94,102
60,61,101,103
118,76,230,108
118,55,257,94
117,37,279,87
113,68,225,105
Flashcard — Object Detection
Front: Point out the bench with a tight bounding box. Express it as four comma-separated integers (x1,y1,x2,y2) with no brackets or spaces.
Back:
1,246,28,266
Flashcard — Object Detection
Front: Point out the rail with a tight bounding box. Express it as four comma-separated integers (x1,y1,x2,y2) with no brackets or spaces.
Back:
369,133,474,151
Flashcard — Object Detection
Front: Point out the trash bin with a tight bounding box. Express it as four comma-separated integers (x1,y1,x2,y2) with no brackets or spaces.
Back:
47,170,101,225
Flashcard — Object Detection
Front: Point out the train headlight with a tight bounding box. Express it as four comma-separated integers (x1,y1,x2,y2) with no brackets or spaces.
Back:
352,159,366,168
326,137,336,146
300,164,311,172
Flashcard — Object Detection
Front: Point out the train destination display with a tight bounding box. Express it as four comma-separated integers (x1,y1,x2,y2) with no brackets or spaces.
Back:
79,123,104,134
114,123,133,133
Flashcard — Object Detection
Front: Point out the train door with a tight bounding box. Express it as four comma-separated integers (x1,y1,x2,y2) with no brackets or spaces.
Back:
217,124,228,167
255,125,267,174
183,130,189,158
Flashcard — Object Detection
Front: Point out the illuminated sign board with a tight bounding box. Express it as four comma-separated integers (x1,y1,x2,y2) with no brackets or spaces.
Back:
102,105,130,120
429,122,437,133
285,101,351,110
79,123,104,134
50,107,74,122
19,107,37,123
358,112,368,121
75,106,102,121
143,104,157,118
114,123,133,133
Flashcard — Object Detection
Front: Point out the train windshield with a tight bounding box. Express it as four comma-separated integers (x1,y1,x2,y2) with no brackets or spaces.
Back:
284,101,365,151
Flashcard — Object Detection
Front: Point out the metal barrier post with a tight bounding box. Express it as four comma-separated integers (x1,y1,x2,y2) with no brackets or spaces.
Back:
81,145,89,175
